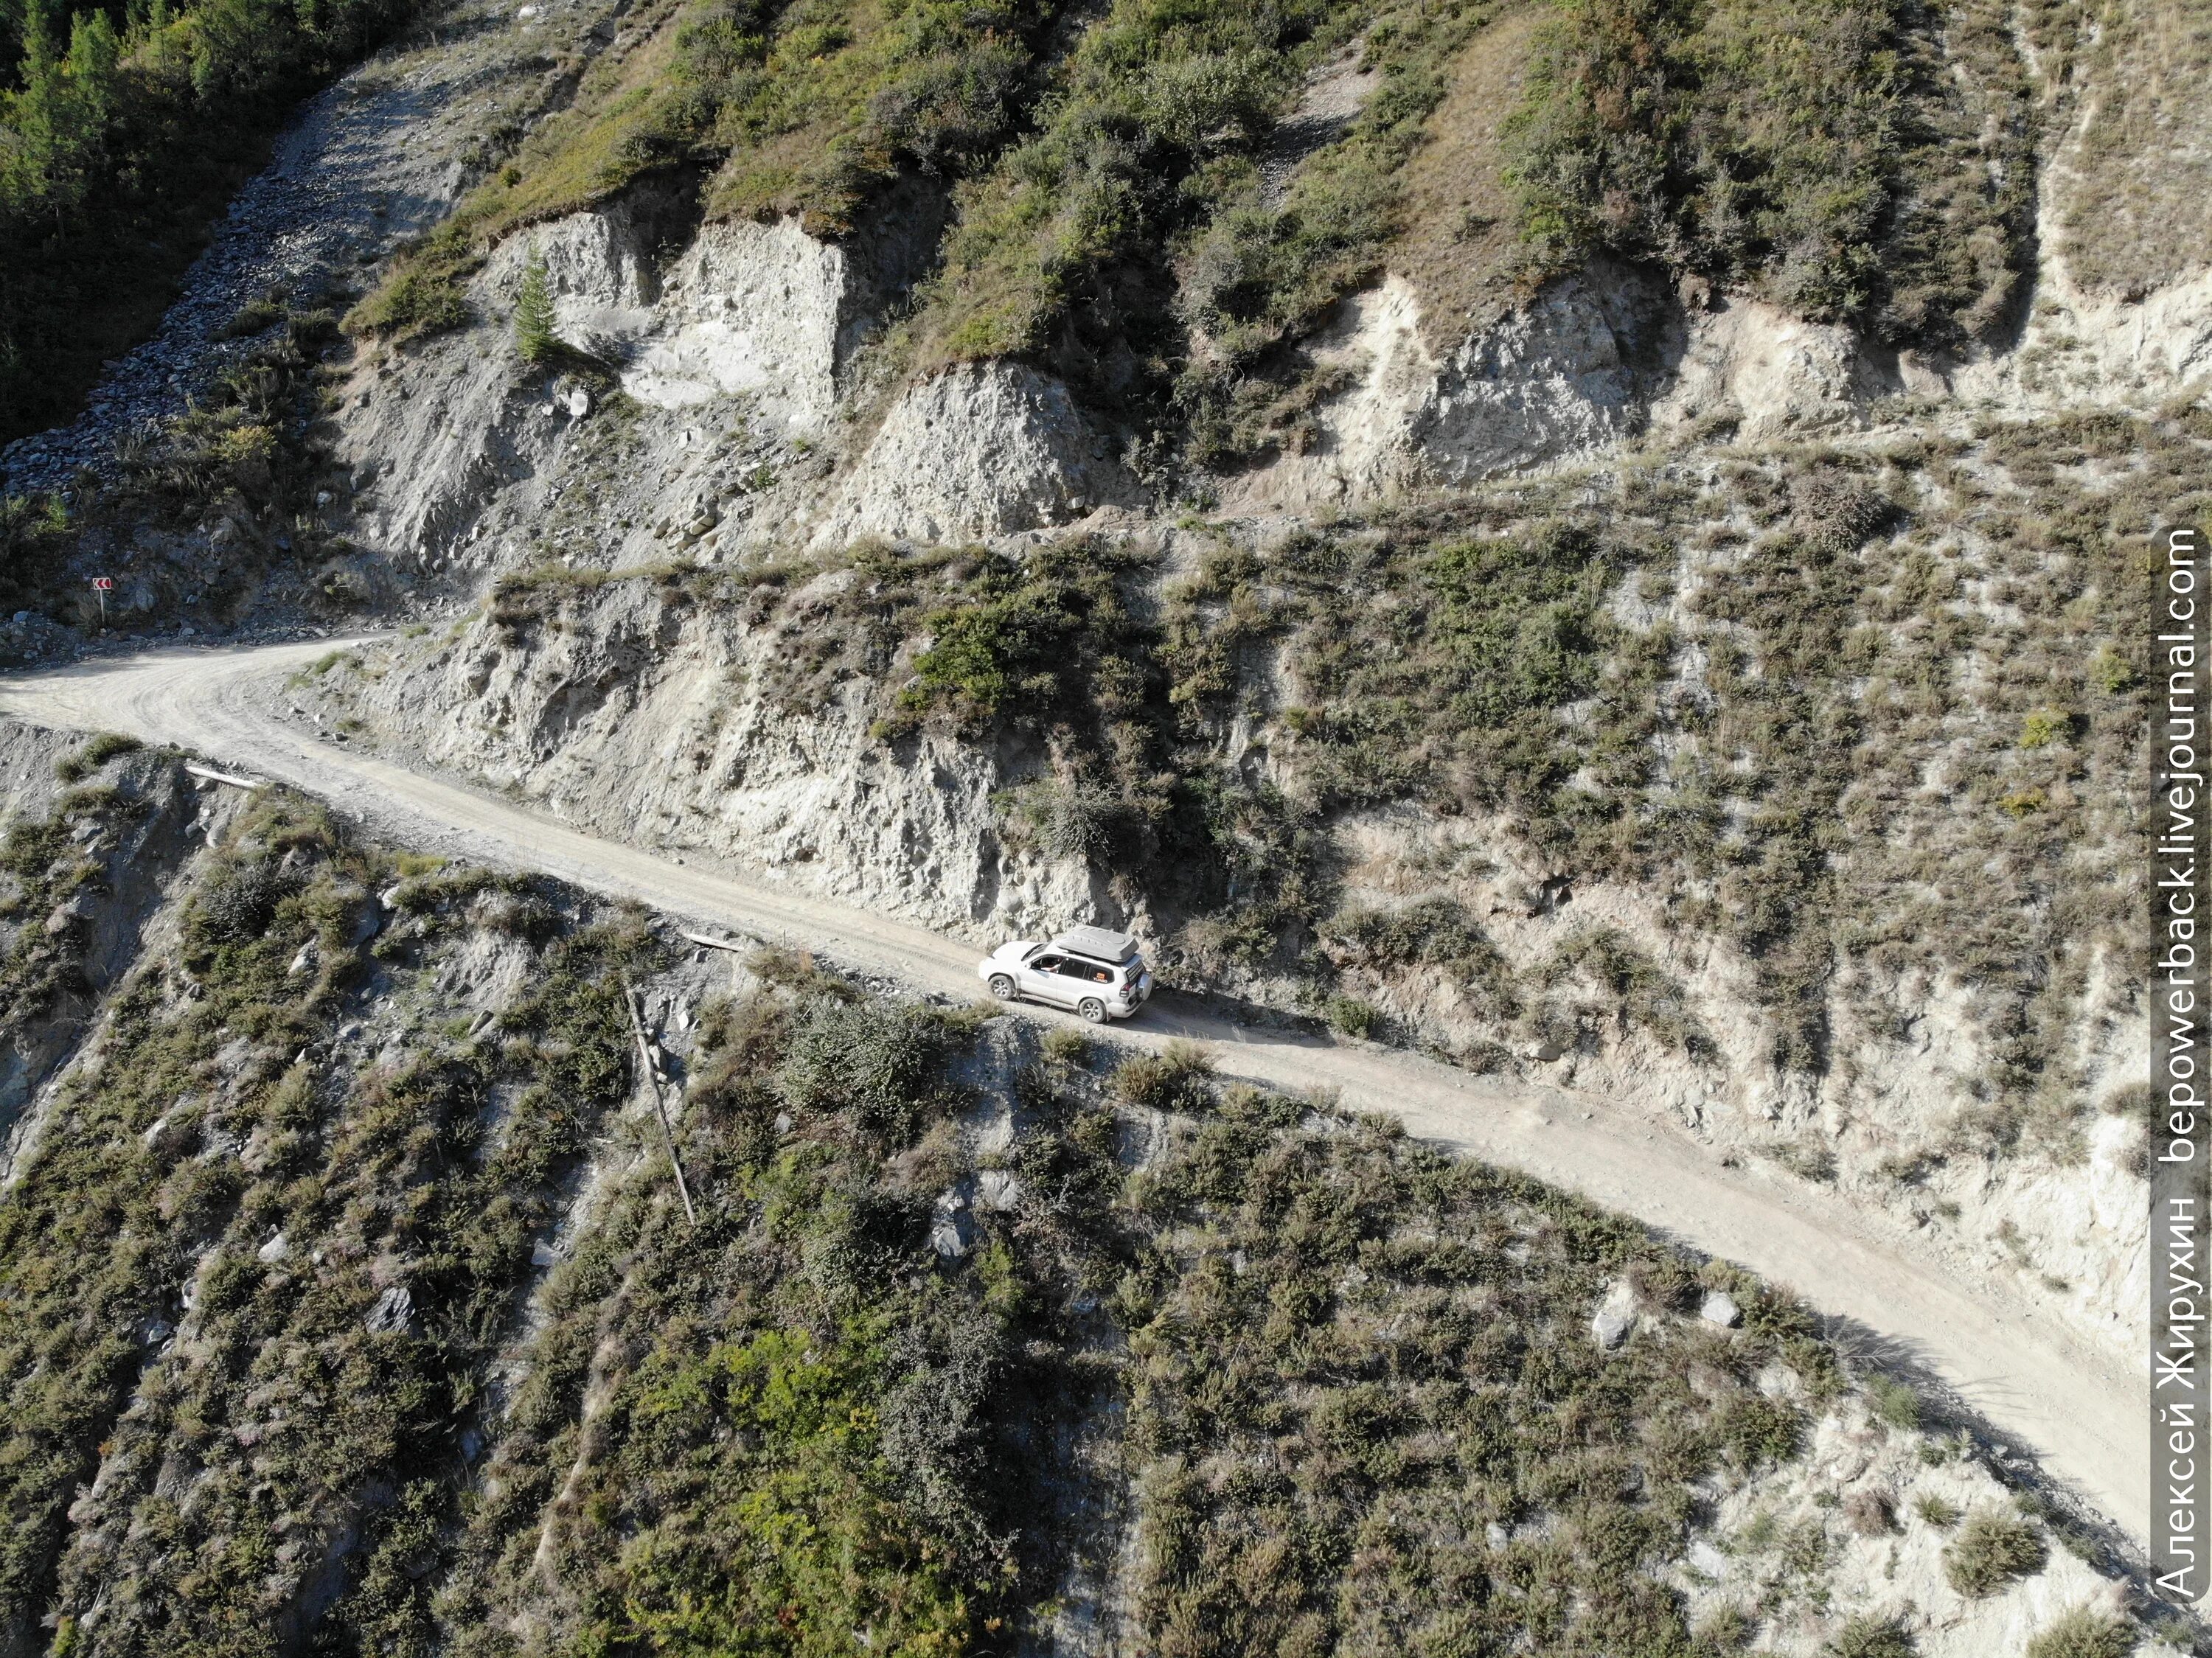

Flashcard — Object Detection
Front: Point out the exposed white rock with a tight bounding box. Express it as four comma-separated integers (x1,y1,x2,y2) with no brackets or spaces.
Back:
1935,257,2212,411
1700,1289,1742,1328
313,579,1118,944
487,199,657,332
1314,798,2146,1373
1929,80,2212,414
482,191,884,428
1649,293,1885,440
814,361,1129,546
930,1189,975,1258
622,218,851,422
1416,262,1674,480
341,199,876,562
1674,1398,2171,1658
1232,262,1885,510
1231,276,1434,508
1590,1278,1637,1348
364,1283,414,1334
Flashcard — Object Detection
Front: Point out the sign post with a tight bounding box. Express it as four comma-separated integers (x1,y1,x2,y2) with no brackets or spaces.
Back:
89,576,113,629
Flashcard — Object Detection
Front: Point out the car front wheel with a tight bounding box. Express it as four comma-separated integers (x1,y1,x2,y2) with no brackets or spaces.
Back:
1077,997,1107,1023
988,973,1017,1000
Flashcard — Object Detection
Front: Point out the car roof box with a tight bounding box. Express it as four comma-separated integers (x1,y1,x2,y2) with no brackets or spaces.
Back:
1053,925,1139,964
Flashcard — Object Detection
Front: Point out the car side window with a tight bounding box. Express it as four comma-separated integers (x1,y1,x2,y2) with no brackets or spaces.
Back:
1054,958,1108,981
1031,954,1064,973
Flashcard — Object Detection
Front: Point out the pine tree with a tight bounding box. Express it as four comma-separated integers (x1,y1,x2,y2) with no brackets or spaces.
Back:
10,1,67,217
513,245,558,365
66,11,119,123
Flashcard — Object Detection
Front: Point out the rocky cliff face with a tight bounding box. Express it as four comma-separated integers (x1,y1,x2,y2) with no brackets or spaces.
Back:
330,121,2212,570
268,88,2209,1382
302,572,1112,939
335,182,1128,580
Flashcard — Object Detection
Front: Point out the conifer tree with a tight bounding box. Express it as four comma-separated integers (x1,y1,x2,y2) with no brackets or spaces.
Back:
8,1,67,217
513,245,557,365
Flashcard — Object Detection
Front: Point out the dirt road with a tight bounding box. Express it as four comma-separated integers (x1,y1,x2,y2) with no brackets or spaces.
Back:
0,641,2150,1547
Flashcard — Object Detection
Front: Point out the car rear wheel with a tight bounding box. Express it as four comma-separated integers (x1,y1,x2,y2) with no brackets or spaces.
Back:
988,973,1017,1000
1077,997,1107,1023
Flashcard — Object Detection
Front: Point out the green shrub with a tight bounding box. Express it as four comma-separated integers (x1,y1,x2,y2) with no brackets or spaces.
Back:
2025,1606,2138,1658
1768,1139,1838,1182
889,543,1155,736
1503,0,2029,344
1325,896,1520,1017
996,773,1121,860
217,297,285,340
1719,1392,1805,1469
53,731,140,782
0,846,1882,1657
187,861,297,948
1542,925,1712,1056
81,731,142,767
1041,1026,1091,1066
1121,1090,1846,1656
346,267,470,342
1827,1613,1916,1658
1941,1508,2046,1596
780,998,955,1144
1843,1488,1898,1536
1865,1373,1921,1432
1111,1040,1217,1112
1324,993,1381,1038
588,1328,986,1653
2088,645,2135,694
0,791,643,1650
1695,1603,1756,1650
429,969,1053,1652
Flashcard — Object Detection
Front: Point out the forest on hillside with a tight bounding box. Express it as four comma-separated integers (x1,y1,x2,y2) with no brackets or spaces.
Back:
0,0,415,440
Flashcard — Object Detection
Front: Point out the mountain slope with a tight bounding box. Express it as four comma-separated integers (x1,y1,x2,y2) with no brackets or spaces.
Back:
0,0,2202,1645
0,732,2166,1657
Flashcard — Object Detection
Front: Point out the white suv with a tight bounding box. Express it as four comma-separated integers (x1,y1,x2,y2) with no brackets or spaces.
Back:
978,926,1154,1023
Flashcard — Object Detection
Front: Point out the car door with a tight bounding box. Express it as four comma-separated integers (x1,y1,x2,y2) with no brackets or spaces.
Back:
1058,958,1115,1008
1020,951,1072,1006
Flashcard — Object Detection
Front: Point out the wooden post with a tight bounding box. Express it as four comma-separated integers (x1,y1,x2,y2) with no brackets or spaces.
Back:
622,974,698,1225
